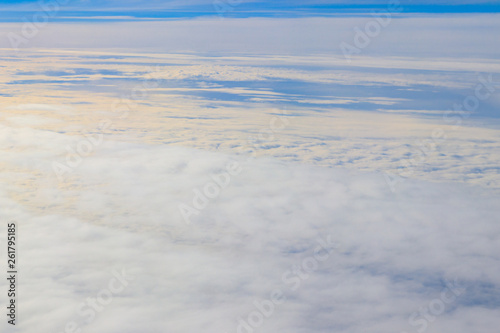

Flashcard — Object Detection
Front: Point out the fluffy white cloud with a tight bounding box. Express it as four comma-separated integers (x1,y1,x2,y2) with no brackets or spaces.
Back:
0,126,499,332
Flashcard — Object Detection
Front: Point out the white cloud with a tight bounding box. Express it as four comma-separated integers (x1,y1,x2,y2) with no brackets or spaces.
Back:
7,104,74,113
0,130,499,332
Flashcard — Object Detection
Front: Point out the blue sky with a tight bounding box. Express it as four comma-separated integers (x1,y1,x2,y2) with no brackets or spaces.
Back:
1,0,500,21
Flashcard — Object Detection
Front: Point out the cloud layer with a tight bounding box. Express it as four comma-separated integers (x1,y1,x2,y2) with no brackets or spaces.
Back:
1,49,500,190
1,130,500,333
1,13,500,333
